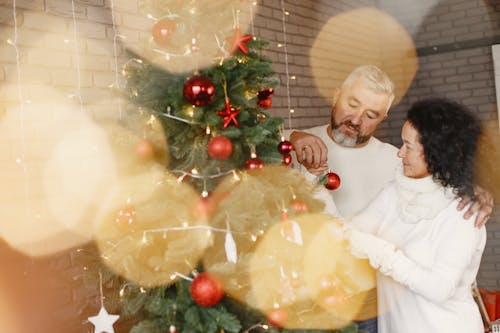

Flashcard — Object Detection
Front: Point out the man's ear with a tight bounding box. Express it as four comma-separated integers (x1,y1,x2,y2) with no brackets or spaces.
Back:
332,88,340,106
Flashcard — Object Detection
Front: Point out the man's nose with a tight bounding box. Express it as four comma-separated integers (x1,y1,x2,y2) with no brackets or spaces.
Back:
351,112,362,125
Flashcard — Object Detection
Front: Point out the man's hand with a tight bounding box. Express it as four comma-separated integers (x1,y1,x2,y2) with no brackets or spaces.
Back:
456,185,494,228
289,131,328,173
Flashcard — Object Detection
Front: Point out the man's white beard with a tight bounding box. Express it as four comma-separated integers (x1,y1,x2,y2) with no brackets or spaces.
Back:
332,127,358,147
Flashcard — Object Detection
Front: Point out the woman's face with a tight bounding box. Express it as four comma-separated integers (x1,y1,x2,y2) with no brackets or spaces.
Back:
397,121,430,178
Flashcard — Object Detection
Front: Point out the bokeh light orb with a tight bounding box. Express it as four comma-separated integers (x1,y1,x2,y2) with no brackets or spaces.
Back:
248,213,375,329
309,7,418,106
0,88,116,256
202,165,326,305
114,0,257,73
94,172,212,288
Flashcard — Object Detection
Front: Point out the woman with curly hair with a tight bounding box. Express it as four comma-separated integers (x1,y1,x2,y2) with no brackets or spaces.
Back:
345,98,486,332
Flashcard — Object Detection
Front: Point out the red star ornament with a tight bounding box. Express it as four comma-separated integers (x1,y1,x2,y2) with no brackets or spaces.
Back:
227,27,253,54
216,100,240,129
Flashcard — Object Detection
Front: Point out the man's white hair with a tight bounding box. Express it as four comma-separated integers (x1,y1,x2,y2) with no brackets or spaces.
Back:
342,65,395,112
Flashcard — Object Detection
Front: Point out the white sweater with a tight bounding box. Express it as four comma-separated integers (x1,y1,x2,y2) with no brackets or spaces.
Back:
290,125,399,217
349,168,486,333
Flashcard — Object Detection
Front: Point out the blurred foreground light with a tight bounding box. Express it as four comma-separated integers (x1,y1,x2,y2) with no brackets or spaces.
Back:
309,7,418,106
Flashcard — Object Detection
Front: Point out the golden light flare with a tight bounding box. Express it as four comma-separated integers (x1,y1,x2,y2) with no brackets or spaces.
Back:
94,172,212,288
0,89,117,256
475,122,500,203
248,213,375,329
114,0,257,73
201,165,325,304
0,286,21,333
309,7,418,105
303,220,376,322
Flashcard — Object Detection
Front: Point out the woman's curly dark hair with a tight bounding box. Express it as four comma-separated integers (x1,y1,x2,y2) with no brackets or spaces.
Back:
406,98,482,197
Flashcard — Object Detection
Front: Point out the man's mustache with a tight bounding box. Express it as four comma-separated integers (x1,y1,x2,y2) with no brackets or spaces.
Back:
341,120,360,133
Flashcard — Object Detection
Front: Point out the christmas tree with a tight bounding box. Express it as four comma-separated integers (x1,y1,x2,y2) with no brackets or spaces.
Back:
80,2,372,333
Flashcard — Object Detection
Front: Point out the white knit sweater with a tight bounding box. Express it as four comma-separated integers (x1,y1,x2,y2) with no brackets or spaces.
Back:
348,167,486,333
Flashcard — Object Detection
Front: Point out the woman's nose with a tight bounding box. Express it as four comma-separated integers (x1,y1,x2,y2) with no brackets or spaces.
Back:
397,147,404,158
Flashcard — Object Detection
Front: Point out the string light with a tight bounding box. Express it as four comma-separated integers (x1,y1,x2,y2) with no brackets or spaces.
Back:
169,272,193,281
109,0,123,119
243,323,269,333
143,225,246,236
156,106,200,125
9,0,31,251
70,0,84,112
249,1,256,37
171,168,237,180
279,0,294,129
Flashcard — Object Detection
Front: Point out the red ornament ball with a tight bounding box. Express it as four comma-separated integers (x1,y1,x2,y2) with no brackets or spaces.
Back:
278,140,293,154
193,196,215,220
183,75,215,106
135,139,155,160
291,199,308,213
325,172,341,190
152,18,176,47
257,88,274,109
208,136,233,160
282,153,292,166
115,205,136,225
245,157,264,170
266,308,288,328
190,272,224,307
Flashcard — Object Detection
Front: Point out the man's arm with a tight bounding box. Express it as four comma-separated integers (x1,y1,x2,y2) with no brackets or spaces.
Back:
289,131,329,174
456,185,494,228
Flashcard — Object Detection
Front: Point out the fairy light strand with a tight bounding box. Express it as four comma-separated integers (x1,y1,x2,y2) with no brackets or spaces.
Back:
104,225,248,252
109,0,123,119
98,271,105,307
249,1,256,37
9,0,31,245
171,168,237,180
243,323,269,333
70,0,84,112
279,0,293,129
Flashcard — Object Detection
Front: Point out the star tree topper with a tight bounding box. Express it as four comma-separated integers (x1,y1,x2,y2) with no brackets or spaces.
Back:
216,100,241,129
227,27,252,54
88,305,120,333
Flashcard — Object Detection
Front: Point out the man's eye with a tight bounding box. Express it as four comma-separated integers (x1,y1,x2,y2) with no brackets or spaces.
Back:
366,112,378,119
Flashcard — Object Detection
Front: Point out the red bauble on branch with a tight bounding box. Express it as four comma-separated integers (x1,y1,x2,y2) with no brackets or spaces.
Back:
245,156,264,170
266,308,288,328
190,272,224,307
278,140,293,154
282,153,292,166
135,139,155,160
207,135,233,160
278,140,293,166
183,75,215,106
257,88,274,109
290,198,308,213
152,18,177,48
324,172,341,190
